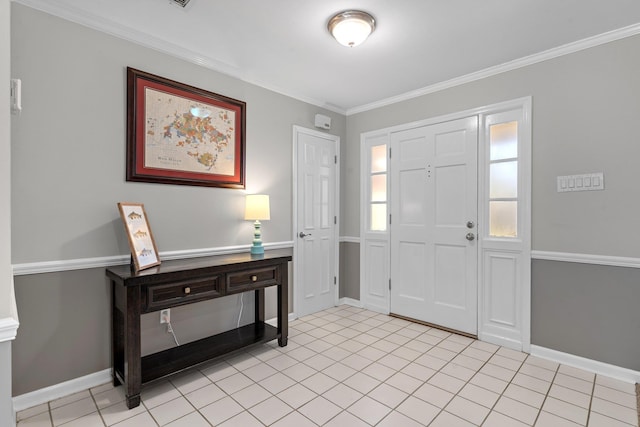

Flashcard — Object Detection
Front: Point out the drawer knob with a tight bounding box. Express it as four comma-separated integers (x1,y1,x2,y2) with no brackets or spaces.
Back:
251,275,258,282
184,287,191,294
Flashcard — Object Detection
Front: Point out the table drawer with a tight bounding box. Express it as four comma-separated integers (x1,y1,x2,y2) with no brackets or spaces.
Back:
226,266,279,294
145,276,223,312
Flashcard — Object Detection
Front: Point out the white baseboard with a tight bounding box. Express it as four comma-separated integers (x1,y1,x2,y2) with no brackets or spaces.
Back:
339,297,363,308
530,345,640,384
266,312,297,326
478,332,522,352
13,311,298,412
339,236,361,244
13,369,112,412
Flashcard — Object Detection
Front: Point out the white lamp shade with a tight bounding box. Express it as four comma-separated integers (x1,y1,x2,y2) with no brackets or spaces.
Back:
244,195,271,220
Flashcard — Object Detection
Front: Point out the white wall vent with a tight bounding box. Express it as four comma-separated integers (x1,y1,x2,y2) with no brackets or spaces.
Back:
170,0,191,8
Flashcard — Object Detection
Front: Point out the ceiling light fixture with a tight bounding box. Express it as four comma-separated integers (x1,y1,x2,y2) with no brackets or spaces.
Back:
328,10,376,47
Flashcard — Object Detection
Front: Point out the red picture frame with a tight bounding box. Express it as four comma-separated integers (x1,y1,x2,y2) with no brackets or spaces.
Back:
126,67,246,188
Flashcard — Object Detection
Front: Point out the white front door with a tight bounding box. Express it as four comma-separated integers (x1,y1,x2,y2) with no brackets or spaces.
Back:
293,126,339,317
390,117,478,334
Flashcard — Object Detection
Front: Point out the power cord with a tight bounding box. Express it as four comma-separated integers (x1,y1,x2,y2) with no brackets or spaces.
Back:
237,293,244,328
166,321,180,346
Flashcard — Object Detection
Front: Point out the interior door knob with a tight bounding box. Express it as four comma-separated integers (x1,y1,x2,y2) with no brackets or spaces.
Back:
466,221,475,229
299,232,312,238
465,233,475,241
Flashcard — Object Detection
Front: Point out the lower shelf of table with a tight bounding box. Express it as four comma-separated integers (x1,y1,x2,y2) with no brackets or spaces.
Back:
140,322,279,384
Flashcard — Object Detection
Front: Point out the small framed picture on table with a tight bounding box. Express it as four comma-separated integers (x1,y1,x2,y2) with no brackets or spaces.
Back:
117,202,160,272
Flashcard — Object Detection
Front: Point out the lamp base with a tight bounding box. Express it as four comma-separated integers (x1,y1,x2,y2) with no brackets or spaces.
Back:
250,244,264,255
250,220,265,255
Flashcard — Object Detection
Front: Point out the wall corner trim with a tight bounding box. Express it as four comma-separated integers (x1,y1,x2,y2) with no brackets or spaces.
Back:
530,345,640,384
12,369,112,412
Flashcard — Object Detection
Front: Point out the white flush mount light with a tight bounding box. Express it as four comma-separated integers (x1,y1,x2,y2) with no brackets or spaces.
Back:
328,10,376,47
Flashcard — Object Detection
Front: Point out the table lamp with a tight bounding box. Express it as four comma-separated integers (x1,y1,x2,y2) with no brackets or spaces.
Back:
244,194,270,255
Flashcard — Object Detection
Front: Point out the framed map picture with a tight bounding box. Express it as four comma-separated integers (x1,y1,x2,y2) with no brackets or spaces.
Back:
117,202,161,272
126,67,246,189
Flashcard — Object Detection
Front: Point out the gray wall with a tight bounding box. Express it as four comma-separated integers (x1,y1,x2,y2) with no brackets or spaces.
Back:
532,260,640,370
338,242,359,300
344,35,640,370
11,4,345,263
10,4,345,395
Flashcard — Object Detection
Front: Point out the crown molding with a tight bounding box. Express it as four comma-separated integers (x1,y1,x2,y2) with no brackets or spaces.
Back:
12,2,640,122
346,23,640,115
11,0,346,115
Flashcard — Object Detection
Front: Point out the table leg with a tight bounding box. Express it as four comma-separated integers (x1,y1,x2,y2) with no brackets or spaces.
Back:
278,262,289,347
111,281,122,387
255,289,265,324
124,286,142,409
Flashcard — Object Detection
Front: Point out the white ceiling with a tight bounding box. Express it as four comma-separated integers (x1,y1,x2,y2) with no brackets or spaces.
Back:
17,0,640,114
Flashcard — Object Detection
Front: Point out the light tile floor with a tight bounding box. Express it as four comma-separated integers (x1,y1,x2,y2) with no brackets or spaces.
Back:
17,305,639,426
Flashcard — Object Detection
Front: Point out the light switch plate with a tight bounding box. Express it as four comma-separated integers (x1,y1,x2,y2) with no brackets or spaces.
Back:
557,173,604,192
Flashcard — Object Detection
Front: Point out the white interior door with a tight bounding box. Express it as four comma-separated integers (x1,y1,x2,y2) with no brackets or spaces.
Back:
294,126,339,317
390,117,478,334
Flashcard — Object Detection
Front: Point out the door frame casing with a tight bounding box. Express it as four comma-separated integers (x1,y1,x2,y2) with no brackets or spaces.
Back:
292,125,341,318
360,97,532,351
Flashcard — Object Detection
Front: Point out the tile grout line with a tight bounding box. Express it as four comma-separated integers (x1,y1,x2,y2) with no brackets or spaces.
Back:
530,357,561,426
87,386,108,427
477,360,516,426
430,337,496,426
47,401,53,427
584,374,596,427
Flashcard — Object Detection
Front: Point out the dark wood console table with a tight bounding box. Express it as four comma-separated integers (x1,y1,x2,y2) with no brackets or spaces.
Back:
106,249,291,409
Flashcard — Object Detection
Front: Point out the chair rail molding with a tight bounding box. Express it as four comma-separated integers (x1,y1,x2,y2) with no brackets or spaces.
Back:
12,241,294,276
531,250,640,269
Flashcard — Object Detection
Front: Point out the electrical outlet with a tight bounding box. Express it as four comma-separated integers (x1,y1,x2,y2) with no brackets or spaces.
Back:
160,309,170,324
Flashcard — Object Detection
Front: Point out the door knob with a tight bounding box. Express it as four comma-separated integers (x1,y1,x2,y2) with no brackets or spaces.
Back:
299,232,312,238
466,221,475,229
465,233,475,241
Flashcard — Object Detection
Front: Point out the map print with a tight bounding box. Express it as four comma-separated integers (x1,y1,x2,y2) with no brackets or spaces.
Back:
144,88,236,176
